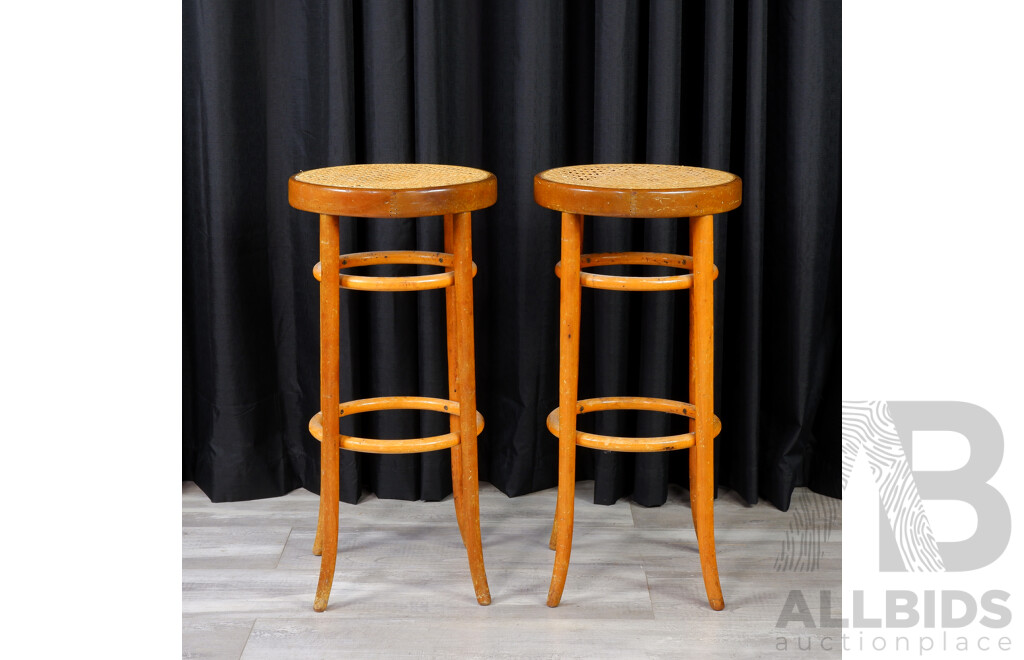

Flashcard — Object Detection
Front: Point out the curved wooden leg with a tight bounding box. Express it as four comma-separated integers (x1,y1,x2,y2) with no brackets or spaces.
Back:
444,214,468,548
688,462,702,541
690,214,724,611
450,447,468,548
312,495,325,556
687,250,701,544
547,212,583,607
453,211,491,605
314,214,341,612
548,514,558,550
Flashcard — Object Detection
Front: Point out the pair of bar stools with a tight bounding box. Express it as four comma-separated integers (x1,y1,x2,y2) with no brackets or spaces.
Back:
288,162,740,612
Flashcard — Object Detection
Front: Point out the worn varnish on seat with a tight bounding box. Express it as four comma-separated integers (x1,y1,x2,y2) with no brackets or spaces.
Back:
289,163,496,218
289,163,494,612
534,163,740,217
535,163,741,612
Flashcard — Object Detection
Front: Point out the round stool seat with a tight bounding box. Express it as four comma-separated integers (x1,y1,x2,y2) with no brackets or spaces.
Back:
289,163,496,218
534,163,741,217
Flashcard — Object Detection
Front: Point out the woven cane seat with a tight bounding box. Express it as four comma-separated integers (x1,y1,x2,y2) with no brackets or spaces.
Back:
289,163,497,218
534,163,741,218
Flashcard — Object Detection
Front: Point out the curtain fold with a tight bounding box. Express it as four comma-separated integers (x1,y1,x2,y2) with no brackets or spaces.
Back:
183,0,841,511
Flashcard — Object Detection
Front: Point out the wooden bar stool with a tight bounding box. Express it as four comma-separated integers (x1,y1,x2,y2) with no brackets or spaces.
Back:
288,163,495,611
534,163,741,611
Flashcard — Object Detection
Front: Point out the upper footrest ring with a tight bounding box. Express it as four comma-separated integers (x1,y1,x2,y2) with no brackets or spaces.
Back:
309,396,484,454
313,251,477,291
555,252,718,291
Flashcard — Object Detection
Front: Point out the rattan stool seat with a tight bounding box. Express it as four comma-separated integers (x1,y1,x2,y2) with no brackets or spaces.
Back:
535,163,740,217
289,163,497,218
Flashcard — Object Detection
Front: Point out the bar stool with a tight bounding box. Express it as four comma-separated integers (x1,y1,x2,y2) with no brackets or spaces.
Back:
288,163,495,611
534,163,741,611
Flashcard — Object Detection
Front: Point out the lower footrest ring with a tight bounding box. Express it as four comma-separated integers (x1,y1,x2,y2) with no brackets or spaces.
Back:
309,396,484,454
546,396,720,452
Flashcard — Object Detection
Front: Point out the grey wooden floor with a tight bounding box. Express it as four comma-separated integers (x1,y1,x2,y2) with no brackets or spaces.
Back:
183,481,841,659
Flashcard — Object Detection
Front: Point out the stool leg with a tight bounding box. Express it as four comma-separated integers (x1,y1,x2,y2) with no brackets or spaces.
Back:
688,254,699,543
444,214,468,548
314,214,341,612
452,211,491,605
313,484,325,555
690,214,724,611
547,212,583,607
312,517,324,556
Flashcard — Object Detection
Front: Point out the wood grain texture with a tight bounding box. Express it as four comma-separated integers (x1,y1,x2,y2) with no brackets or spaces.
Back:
534,163,741,217
291,172,493,612
181,482,633,531
538,164,741,613
554,251,718,291
444,214,469,549
630,486,843,534
313,214,340,611
307,396,484,454
238,616,827,659
182,617,254,659
182,481,841,658
544,396,722,453
690,214,724,610
452,211,491,605
289,164,497,218
312,250,477,292
182,526,292,569
547,212,584,607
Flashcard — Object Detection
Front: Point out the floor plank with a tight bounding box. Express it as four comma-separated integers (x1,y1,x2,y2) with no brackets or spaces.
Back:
183,481,841,658
183,565,654,621
182,617,254,660
240,617,784,659
183,526,293,569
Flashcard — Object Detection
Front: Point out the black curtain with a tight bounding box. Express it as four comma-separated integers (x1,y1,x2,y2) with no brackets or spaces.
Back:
183,0,840,511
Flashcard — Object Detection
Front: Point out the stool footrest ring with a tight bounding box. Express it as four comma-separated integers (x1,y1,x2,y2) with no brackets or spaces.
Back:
313,251,477,291
309,396,484,454
555,251,718,291
546,396,721,452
